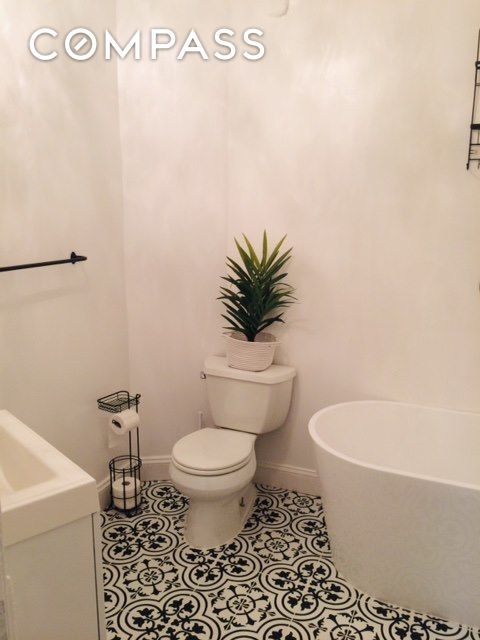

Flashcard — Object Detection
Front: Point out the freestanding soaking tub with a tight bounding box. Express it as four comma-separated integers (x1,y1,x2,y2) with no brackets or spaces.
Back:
308,401,480,628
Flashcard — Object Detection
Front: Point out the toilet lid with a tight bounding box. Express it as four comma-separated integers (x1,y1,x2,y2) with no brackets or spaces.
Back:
172,428,256,475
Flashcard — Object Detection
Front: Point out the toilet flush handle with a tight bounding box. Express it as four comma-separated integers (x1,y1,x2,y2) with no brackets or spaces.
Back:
200,371,206,380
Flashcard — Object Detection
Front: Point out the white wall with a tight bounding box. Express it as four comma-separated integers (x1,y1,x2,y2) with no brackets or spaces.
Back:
3,1,480,486
116,0,229,457
228,0,480,470
119,0,480,477
0,1,129,482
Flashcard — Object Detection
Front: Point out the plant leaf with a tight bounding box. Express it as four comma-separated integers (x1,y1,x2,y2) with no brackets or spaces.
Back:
219,232,295,341
242,234,260,269
261,230,268,267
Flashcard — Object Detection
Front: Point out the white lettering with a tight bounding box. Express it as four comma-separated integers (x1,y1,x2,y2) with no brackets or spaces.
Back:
105,30,140,60
214,28,236,61
28,26,266,63
151,29,176,59
29,28,58,61
243,28,265,61
65,28,97,61
177,29,208,60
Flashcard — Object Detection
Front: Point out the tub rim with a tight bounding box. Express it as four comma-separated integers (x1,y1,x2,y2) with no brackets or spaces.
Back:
308,399,480,493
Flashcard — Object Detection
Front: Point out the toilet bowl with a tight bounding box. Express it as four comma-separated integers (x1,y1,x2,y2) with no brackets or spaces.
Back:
169,356,295,550
170,428,257,549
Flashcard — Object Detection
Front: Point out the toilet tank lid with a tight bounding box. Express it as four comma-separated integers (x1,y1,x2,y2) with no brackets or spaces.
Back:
204,356,296,384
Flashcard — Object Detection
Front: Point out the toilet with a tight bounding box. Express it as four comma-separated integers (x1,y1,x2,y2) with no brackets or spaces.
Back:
169,355,296,549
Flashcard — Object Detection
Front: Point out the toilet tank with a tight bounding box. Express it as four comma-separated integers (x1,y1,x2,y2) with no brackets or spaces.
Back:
204,356,296,434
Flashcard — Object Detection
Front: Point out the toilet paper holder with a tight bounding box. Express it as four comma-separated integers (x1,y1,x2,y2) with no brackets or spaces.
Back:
97,390,143,513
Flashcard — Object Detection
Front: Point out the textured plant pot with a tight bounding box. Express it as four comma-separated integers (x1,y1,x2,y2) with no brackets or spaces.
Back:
225,332,279,371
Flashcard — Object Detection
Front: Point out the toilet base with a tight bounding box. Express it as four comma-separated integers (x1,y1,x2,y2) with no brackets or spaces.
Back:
169,456,258,550
185,482,257,550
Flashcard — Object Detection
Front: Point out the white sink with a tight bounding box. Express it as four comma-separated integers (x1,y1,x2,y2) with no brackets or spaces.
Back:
0,410,99,546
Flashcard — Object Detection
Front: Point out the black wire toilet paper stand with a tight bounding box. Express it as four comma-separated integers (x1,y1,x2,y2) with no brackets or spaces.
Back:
97,390,143,514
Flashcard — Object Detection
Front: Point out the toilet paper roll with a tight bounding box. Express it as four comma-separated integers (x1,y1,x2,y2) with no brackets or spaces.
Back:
113,494,139,510
114,496,139,510
112,475,141,497
112,476,141,510
109,409,140,436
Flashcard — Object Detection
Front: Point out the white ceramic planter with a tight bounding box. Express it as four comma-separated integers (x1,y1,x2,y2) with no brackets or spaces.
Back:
225,332,279,371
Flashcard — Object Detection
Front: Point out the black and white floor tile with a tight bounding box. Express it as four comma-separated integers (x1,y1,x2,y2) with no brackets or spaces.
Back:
101,481,479,640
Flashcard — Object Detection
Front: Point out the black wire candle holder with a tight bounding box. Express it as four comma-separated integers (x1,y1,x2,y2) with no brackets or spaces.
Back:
97,390,142,514
108,455,142,513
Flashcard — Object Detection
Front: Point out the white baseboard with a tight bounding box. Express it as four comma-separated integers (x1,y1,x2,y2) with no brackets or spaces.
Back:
141,455,171,481
255,461,321,495
97,455,321,506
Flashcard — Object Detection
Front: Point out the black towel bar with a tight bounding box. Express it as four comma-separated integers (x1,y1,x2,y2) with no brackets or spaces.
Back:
0,252,87,273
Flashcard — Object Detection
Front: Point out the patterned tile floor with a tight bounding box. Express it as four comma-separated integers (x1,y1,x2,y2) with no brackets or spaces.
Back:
101,481,479,640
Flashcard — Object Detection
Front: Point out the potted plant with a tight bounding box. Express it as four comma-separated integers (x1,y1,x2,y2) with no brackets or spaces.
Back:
219,231,295,371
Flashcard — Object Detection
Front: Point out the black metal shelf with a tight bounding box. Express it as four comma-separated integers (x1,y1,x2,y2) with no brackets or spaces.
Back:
97,390,141,413
0,251,87,273
467,31,480,169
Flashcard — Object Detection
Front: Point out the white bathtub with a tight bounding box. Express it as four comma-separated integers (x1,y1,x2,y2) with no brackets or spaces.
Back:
308,401,480,628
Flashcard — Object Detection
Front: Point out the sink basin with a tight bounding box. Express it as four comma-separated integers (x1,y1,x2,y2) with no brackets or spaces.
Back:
0,410,99,546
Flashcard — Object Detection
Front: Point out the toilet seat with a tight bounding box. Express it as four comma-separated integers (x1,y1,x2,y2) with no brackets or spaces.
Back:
171,428,256,476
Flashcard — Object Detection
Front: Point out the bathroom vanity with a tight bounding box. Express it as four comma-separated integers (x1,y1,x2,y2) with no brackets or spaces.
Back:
0,411,105,640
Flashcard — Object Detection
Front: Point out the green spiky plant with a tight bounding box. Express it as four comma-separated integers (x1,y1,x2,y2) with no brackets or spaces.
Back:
219,231,295,342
